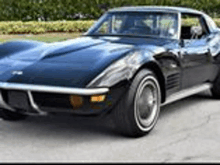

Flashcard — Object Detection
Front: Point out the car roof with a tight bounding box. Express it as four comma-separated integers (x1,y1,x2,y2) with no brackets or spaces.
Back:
109,6,204,15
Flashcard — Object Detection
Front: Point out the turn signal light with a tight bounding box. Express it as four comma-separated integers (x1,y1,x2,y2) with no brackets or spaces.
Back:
91,95,106,103
69,95,83,108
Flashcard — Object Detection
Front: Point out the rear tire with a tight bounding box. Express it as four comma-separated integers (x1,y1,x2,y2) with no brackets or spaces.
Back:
0,109,27,121
113,69,161,137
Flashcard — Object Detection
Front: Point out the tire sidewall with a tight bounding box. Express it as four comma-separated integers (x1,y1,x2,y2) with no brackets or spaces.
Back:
133,74,161,133
114,69,161,136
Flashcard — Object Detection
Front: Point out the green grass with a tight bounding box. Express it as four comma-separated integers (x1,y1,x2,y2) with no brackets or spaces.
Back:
0,32,81,43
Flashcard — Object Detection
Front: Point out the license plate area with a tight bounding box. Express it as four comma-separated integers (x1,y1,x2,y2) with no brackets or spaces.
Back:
7,90,30,110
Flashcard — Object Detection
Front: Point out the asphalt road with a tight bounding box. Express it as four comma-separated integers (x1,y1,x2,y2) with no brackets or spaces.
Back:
0,90,220,163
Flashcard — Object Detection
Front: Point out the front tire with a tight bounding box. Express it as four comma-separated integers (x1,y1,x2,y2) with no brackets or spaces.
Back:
0,109,27,121
113,69,161,137
211,74,220,99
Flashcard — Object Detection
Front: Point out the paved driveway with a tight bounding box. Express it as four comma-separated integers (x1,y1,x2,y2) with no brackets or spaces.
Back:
0,90,219,162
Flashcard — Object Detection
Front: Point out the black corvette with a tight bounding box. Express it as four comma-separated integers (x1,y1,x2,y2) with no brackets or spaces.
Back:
0,6,220,137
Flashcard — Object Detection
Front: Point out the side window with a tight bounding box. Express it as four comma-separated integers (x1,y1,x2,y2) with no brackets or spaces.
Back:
158,14,178,38
181,14,209,40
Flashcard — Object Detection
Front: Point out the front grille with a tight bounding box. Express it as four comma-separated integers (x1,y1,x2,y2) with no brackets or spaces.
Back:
32,92,73,109
1,89,8,103
0,89,108,115
2,90,31,111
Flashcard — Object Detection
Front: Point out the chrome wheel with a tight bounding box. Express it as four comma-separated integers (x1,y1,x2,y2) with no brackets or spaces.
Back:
134,76,161,132
113,69,161,137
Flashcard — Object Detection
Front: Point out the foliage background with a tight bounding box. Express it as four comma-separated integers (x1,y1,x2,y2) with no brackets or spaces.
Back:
0,0,219,34
0,0,219,21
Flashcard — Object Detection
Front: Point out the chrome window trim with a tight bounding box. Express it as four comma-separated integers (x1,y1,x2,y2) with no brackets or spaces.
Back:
0,82,109,95
177,12,181,40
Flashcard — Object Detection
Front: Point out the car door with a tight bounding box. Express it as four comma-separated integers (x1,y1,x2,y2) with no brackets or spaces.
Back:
180,13,213,89
181,39,212,88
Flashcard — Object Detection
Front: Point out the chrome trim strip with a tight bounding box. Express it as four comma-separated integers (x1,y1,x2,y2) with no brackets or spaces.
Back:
27,91,47,115
177,12,181,40
0,82,109,95
162,83,212,106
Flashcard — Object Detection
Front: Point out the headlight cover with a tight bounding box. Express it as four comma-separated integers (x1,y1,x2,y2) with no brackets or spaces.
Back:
87,51,144,88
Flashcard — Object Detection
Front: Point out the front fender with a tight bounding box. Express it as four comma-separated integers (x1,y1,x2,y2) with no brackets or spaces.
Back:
87,49,165,88
0,40,45,58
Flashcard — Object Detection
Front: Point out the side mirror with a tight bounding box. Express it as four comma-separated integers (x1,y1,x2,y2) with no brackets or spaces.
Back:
191,26,202,39
168,28,175,36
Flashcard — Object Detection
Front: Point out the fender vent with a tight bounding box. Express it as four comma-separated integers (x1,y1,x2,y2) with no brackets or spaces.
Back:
166,73,180,90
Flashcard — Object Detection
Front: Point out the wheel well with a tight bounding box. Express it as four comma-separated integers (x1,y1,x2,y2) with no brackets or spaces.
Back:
134,62,166,103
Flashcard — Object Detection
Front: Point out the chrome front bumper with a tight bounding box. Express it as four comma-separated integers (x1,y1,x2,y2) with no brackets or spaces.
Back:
0,82,109,115
0,82,109,95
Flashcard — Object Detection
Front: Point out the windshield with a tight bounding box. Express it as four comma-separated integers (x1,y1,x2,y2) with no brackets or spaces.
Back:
87,12,179,39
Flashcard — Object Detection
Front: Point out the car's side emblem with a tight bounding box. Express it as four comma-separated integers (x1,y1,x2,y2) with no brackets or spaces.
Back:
11,71,23,75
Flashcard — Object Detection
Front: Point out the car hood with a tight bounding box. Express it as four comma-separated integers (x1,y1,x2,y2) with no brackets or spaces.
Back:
0,36,174,88
0,36,135,87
